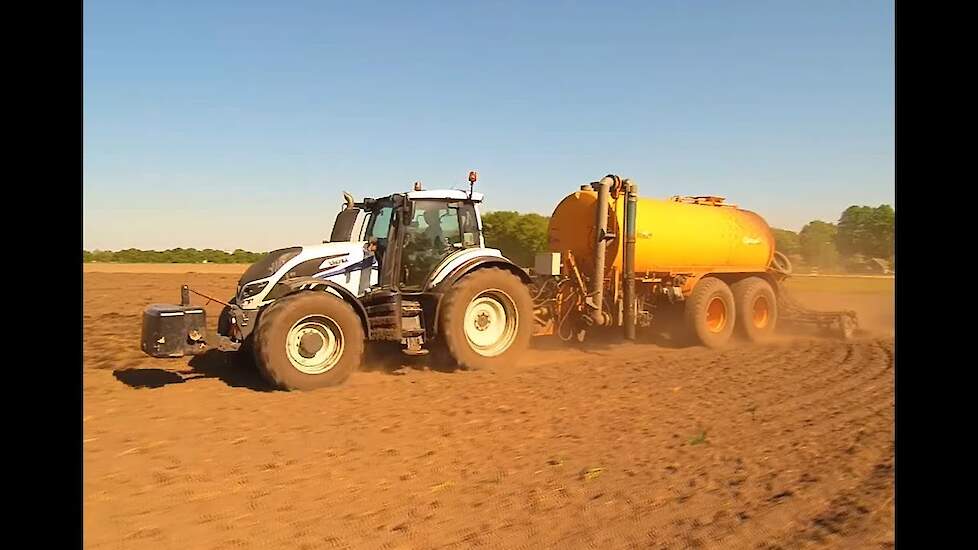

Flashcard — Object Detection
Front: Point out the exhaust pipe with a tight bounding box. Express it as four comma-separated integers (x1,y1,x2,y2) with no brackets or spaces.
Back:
588,175,617,326
622,180,638,340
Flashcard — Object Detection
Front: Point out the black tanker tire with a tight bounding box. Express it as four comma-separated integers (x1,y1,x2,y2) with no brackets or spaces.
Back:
251,292,365,391
730,277,779,342
439,268,534,371
684,277,736,349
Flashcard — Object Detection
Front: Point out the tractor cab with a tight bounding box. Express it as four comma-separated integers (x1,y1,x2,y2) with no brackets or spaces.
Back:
333,186,487,292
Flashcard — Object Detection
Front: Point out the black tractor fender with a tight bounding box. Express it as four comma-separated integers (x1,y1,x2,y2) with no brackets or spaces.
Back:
276,277,372,338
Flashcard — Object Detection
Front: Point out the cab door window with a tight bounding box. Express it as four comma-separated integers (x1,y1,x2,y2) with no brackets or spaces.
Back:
400,200,477,289
363,204,393,280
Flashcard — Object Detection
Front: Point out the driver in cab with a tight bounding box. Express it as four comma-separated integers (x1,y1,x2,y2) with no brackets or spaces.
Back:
420,209,448,250
402,207,452,286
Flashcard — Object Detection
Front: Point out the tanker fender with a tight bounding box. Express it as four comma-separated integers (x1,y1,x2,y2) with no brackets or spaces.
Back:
680,270,781,297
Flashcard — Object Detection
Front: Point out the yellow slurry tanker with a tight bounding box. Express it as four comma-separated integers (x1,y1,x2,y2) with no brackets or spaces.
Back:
141,172,856,391
535,175,806,347
550,189,775,275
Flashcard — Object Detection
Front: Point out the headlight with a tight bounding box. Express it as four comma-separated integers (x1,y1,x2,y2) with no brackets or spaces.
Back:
241,281,269,299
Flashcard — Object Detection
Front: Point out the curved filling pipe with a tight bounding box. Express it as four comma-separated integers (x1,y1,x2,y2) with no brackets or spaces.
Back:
589,175,617,326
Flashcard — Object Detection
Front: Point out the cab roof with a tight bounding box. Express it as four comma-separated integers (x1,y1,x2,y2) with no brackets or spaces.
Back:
406,189,484,202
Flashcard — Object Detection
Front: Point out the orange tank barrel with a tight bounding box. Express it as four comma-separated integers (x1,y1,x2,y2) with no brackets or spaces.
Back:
548,190,775,276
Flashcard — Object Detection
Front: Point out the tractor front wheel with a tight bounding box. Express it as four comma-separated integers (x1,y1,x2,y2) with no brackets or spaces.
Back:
252,292,364,390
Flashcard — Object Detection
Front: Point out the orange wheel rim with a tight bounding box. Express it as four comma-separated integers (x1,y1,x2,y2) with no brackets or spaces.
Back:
752,296,770,328
706,297,727,333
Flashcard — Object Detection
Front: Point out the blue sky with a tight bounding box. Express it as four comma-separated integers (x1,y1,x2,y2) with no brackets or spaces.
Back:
84,0,894,251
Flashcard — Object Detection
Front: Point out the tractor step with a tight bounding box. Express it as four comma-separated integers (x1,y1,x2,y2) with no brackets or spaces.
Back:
402,333,428,356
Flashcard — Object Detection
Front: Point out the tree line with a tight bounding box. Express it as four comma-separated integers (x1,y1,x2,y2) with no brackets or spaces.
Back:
83,248,266,264
771,204,894,272
84,204,893,273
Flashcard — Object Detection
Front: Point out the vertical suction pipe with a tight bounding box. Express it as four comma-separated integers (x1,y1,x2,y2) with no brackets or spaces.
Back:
589,175,616,326
622,180,638,340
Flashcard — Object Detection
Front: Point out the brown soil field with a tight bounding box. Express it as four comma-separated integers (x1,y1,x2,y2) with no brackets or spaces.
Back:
84,271,894,549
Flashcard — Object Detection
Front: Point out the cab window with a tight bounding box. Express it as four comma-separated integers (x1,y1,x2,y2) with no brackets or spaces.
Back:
400,200,479,288
366,205,393,240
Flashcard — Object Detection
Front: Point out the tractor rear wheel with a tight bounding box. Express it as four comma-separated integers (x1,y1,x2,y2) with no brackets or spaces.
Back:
439,268,533,371
252,291,364,390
